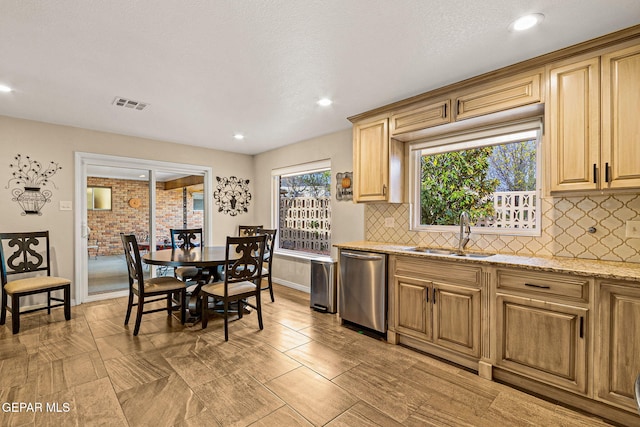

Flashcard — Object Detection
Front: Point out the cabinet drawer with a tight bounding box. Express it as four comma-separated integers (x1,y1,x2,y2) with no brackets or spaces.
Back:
496,269,589,303
456,72,541,120
391,99,451,135
395,256,480,287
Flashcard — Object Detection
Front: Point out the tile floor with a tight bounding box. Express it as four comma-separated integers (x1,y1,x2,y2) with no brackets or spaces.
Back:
0,284,618,426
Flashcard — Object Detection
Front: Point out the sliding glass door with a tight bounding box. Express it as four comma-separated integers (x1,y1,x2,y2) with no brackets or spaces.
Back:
75,153,213,303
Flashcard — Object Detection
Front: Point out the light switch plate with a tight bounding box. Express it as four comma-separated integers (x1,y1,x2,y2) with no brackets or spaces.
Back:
626,220,640,238
59,201,72,211
384,217,394,227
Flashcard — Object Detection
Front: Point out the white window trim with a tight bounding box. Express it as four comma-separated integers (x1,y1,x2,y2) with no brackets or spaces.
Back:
409,119,542,236
271,159,331,257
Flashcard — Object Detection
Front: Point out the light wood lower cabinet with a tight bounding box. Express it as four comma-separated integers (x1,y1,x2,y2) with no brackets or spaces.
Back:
495,269,590,395
393,257,481,358
495,294,588,394
596,281,640,412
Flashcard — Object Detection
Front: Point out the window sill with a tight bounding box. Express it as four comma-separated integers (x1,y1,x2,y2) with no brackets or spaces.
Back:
274,250,333,262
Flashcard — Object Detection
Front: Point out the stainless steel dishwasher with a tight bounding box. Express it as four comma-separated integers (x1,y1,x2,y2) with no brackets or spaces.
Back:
338,249,387,333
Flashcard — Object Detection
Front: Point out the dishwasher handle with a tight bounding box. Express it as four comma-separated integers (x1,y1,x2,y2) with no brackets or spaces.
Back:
341,252,385,261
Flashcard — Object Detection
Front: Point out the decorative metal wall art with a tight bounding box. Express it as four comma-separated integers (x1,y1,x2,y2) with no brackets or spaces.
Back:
213,176,251,216
6,154,62,215
336,171,353,201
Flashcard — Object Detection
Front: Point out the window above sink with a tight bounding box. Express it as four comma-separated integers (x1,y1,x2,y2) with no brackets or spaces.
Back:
409,118,542,237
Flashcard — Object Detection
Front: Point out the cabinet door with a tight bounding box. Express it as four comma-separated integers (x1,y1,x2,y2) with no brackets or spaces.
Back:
433,283,481,357
353,118,403,203
390,100,451,136
548,57,600,192
353,118,389,202
602,44,640,189
496,294,588,394
455,73,541,120
596,282,640,412
395,275,431,341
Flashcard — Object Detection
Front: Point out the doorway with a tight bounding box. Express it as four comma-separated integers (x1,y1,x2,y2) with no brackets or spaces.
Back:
75,153,213,303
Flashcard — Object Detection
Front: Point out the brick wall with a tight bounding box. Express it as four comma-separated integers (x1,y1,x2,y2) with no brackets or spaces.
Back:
87,177,203,256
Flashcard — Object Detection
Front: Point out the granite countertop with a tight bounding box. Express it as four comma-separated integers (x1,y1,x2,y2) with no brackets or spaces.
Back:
334,241,640,283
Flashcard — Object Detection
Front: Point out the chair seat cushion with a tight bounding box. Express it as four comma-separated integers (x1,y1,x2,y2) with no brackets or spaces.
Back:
175,266,200,281
134,276,186,293
4,276,70,295
201,280,257,298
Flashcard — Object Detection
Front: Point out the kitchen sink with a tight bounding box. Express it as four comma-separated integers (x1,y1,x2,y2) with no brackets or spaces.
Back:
409,247,458,255
453,252,495,258
408,247,495,258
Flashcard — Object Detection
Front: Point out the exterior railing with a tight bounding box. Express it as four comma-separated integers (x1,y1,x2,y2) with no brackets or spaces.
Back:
476,190,536,229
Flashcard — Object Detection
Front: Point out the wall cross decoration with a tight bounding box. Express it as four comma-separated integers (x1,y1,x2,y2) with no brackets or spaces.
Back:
6,154,62,215
213,176,252,216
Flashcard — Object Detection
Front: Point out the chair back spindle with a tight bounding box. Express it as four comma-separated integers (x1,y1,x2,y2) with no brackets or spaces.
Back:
238,225,263,237
170,228,203,249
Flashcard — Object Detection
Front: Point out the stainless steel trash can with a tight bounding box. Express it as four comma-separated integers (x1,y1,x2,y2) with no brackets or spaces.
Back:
310,257,337,313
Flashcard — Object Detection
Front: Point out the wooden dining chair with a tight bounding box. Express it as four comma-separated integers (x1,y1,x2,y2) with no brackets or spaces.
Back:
0,231,71,334
238,225,263,237
200,234,267,341
121,233,187,336
256,228,277,302
170,228,204,283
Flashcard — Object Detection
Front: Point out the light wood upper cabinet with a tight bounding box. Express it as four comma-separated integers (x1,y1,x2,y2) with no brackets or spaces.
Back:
455,72,542,120
548,57,601,192
390,99,451,136
601,44,640,189
596,281,640,412
549,43,640,192
352,117,403,203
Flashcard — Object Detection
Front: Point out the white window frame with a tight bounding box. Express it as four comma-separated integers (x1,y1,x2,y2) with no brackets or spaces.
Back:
409,119,542,236
271,159,332,258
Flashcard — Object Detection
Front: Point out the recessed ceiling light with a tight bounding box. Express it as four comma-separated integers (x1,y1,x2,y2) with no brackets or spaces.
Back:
234,133,245,140
317,98,333,106
511,13,544,31
139,174,146,178
0,84,12,93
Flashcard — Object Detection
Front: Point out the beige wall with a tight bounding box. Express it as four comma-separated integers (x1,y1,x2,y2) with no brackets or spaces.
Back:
1,116,365,299
253,129,365,290
0,115,257,302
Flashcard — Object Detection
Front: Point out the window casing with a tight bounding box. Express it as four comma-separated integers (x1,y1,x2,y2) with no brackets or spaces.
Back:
271,160,331,256
409,119,542,236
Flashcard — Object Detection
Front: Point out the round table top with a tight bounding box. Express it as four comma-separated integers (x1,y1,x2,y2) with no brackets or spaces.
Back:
142,246,227,267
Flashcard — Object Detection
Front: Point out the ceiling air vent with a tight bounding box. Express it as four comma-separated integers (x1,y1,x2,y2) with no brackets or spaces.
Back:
112,97,149,111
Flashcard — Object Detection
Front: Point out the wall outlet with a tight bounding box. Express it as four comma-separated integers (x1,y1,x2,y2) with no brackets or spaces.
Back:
384,217,395,228
626,220,640,238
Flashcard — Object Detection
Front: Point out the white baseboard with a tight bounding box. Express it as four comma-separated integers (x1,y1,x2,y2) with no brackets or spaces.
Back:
273,277,310,293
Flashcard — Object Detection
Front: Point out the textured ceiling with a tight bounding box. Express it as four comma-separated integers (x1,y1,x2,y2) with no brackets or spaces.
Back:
1,1,639,155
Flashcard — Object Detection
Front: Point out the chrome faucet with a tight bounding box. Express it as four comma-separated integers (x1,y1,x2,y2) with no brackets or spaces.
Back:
459,211,471,253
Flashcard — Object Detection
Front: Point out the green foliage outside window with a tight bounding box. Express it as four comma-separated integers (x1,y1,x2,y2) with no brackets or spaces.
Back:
420,147,499,225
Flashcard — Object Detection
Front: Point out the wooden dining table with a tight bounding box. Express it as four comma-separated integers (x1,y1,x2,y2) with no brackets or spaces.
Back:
142,246,230,320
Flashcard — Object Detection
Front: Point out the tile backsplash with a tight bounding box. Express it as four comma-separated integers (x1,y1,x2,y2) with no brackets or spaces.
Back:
366,194,640,264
